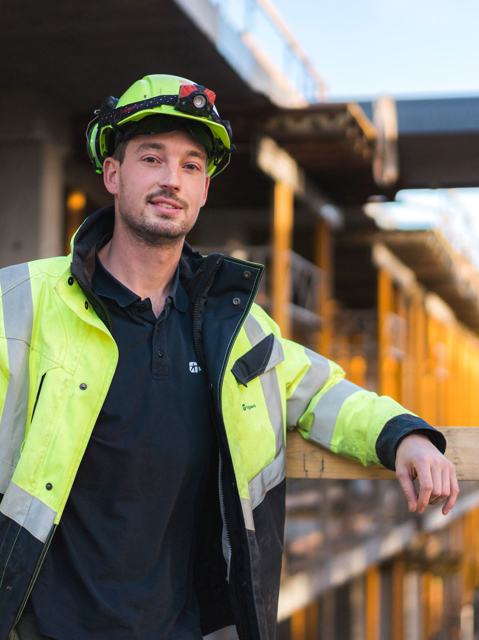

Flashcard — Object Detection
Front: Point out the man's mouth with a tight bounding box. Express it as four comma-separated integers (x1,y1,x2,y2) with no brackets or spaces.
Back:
149,198,183,213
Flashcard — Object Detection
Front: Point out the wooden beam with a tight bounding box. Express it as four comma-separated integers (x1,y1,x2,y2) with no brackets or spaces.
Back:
286,427,479,480
272,181,294,339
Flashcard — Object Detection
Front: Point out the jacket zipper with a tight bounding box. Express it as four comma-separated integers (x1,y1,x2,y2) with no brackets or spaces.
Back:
11,525,57,630
191,257,247,640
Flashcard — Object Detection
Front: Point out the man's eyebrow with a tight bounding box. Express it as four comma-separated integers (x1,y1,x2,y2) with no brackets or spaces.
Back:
135,141,207,161
135,142,166,153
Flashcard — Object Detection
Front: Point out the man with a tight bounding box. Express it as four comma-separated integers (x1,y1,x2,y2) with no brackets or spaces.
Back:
1,75,457,640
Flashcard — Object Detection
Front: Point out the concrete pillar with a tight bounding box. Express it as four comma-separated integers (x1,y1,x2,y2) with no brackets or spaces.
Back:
350,576,366,640
0,90,69,268
403,571,421,640
321,589,335,640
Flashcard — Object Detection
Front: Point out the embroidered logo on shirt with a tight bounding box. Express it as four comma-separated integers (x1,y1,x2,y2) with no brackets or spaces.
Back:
242,404,256,411
189,362,202,373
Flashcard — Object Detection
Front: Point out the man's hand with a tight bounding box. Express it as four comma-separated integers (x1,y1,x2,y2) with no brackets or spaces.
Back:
395,434,459,516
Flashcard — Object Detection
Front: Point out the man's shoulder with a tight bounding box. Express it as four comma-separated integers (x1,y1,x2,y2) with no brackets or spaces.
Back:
247,302,282,338
0,255,71,296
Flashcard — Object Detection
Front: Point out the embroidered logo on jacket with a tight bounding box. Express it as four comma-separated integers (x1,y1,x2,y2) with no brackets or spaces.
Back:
242,403,256,411
189,362,202,373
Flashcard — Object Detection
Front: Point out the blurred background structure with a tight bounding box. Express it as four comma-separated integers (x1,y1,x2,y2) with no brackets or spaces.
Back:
2,0,479,638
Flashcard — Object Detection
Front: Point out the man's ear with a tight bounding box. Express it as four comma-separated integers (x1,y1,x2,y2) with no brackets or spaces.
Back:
200,174,211,208
103,157,120,196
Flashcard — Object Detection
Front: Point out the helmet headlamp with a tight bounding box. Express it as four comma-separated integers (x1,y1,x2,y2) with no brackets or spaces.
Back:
175,84,216,118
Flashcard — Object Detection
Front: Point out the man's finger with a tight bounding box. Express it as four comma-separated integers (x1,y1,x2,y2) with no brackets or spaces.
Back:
428,461,444,504
416,462,434,514
429,465,450,505
396,467,417,512
443,463,460,515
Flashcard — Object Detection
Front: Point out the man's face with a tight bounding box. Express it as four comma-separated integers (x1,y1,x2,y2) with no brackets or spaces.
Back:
103,128,210,247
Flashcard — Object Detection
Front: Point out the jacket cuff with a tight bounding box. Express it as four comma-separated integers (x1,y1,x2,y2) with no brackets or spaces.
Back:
375,414,447,471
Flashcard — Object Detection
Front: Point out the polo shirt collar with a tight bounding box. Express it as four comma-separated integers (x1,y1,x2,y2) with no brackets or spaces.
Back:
93,236,188,314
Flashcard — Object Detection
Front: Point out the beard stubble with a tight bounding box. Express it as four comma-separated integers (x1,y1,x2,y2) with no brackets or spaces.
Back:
118,184,198,249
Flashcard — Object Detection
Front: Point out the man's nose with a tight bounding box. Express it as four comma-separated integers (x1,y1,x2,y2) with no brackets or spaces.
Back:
158,162,181,190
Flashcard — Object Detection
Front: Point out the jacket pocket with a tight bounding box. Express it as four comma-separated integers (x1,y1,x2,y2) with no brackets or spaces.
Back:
231,334,284,386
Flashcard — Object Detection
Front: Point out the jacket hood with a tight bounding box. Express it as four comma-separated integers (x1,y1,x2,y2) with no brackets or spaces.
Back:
70,205,224,303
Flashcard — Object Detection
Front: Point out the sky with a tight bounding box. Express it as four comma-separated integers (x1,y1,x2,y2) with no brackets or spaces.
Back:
210,0,479,241
272,0,479,100
267,0,479,243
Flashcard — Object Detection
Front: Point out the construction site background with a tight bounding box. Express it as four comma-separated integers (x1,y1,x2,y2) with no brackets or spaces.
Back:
2,1,479,638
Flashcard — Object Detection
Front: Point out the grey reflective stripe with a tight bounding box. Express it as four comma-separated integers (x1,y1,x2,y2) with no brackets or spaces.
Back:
248,449,286,510
0,264,33,494
308,379,361,448
258,366,284,457
243,316,284,457
287,348,330,429
0,481,56,543
243,313,286,508
240,497,255,531
268,335,284,370
203,625,238,640
244,314,266,348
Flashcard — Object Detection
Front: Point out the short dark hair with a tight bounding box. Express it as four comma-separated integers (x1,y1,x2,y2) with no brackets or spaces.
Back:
112,140,128,165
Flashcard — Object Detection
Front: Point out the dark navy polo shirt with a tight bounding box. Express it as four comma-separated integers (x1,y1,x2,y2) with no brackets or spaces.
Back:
28,248,214,640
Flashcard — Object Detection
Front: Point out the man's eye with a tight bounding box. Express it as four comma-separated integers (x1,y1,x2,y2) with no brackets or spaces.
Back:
144,156,158,163
185,163,200,171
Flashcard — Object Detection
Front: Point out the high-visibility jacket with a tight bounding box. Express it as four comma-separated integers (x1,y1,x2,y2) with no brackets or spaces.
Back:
0,207,438,640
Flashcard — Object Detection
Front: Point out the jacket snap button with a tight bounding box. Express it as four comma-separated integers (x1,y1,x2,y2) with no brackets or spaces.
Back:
243,271,251,279
5,586,11,592
46,483,52,491
68,277,74,286
85,301,89,310
79,383,87,390
232,298,241,306
158,350,164,358
209,382,214,391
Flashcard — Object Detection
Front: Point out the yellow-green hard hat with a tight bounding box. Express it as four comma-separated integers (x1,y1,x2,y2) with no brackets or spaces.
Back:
86,74,234,177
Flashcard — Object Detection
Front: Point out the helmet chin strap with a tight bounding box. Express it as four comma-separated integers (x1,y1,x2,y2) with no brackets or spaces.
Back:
211,150,233,179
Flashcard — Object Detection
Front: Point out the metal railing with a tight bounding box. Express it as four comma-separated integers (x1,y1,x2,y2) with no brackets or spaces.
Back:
207,0,326,103
198,245,323,330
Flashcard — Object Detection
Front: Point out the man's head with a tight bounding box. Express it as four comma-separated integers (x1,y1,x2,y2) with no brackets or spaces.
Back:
103,126,210,248
86,75,234,248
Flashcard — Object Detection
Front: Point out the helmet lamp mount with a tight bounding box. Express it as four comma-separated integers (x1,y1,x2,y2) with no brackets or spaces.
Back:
175,84,216,118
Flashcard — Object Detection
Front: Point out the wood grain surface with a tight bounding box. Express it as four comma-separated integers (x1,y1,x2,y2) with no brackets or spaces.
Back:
285,427,478,480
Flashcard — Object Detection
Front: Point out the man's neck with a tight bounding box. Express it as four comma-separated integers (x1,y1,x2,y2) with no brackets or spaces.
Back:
98,225,183,317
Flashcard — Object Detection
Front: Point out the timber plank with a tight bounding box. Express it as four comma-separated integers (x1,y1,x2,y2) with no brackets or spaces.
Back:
285,427,478,480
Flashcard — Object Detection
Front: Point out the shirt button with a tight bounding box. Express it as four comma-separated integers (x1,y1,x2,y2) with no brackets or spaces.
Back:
68,277,74,286
158,350,164,358
233,298,241,306
138,303,146,312
84,301,89,310
243,271,251,279
79,383,87,390
46,483,53,491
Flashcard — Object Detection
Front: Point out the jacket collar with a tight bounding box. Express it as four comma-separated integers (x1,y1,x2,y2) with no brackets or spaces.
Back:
70,205,224,304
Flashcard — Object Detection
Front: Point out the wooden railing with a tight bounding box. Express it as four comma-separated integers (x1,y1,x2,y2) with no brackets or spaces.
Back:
286,428,478,480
